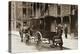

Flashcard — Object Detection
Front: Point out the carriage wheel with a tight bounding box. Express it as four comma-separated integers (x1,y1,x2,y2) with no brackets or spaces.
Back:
34,31,42,49
24,33,31,45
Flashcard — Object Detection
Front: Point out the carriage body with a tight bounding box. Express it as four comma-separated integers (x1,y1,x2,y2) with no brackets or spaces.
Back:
30,16,63,48
20,16,63,49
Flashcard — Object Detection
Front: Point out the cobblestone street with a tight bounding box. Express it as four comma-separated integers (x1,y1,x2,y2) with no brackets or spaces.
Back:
11,31,78,53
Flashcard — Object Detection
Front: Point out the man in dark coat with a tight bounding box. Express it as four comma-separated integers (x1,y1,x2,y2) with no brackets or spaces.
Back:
64,24,68,39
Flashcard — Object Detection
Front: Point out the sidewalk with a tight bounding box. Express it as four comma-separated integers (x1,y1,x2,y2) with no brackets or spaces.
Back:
11,31,38,53
10,31,20,36
62,33,78,50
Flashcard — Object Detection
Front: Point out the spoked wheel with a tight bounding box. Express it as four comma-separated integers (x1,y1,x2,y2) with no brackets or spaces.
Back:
34,31,43,49
24,33,31,45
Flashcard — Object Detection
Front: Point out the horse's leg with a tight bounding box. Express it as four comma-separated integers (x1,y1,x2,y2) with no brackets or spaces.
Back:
48,38,50,44
21,34,23,42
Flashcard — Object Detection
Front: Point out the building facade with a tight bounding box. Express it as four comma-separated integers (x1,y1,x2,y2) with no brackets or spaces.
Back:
9,1,78,35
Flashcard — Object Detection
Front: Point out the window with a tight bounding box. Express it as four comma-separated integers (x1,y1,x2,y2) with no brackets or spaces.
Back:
23,8,26,15
57,5,61,15
63,16,69,23
22,2,26,6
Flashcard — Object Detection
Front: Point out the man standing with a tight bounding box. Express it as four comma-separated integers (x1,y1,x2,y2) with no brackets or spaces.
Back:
64,24,68,39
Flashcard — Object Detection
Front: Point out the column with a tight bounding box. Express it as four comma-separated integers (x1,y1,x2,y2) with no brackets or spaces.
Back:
69,15,71,34
11,1,16,31
61,16,63,24
14,2,16,31
60,5,63,24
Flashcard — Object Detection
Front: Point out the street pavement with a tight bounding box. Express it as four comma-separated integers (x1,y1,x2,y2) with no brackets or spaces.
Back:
10,31,78,53
62,33,78,50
